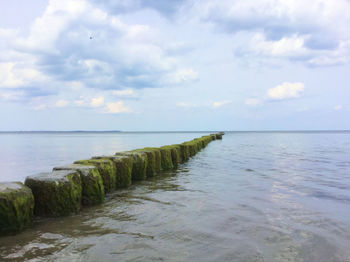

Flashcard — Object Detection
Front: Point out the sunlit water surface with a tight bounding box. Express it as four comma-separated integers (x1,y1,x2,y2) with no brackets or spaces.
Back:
1,131,350,261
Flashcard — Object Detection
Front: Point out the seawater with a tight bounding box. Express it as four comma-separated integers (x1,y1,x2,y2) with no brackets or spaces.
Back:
1,131,350,261
0,132,208,182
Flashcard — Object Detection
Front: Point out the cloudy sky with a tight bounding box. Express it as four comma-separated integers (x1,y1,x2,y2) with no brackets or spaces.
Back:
0,0,349,131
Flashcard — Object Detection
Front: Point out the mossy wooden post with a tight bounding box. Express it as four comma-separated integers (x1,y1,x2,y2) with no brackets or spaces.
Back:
215,133,223,139
201,136,207,147
0,182,34,235
113,155,134,187
180,144,190,162
133,149,157,177
171,145,183,164
190,142,198,156
205,136,210,145
183,142,196,157
142,148,162,173
162,145,182,167
74,159,116,193
207,136,211,145
203,137,208,147
53,164,104,205
116,152,148,181
193,139,202,151
192,139,201,151
203,135,212,146
159,147,174,170
92,155,133,188
199,139,204,148
206,135,211,141
25,170,82,217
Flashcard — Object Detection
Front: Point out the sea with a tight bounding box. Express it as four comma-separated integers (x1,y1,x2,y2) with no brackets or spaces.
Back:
0,131,350,261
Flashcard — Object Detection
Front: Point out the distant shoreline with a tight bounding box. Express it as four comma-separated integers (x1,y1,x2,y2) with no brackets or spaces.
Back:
0,130,350,133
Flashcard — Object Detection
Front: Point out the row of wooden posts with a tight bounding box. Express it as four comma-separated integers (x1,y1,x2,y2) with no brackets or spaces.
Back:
0,132,224,236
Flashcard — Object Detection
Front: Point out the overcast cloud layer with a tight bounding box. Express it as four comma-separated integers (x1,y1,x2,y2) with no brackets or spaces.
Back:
0,0,349,130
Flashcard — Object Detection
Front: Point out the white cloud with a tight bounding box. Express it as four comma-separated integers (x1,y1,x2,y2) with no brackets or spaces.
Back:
90,96,104,107
245,98,262,106
105,101,131,113
245,33,307,58
213,100,231,108
267,82,304,100
334,105,343,110
0,90,25,101
307,40,350,66
112,89,136,97
245,82,304,106
0,62,48,88
176,102,197,108
236,33,350,66
0,63,23,88
0,0,198,104
297,107,309,112
195,0,350,66
69,81,85,91
74,99,86,106
33,104,47,111
177,101,233,109
19,0,90,54
164,68,199,85
54,99,69,107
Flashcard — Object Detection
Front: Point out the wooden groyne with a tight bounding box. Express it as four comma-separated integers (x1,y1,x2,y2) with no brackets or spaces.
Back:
0,133,224,236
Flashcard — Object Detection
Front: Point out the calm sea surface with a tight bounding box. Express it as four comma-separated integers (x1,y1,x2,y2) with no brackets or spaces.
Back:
1,131,350,261
0,132,208,183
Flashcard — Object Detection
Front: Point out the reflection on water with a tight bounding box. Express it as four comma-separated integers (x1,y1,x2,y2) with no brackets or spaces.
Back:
1,132,350,261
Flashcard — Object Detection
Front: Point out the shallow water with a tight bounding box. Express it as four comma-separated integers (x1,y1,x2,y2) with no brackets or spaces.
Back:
1,132,350,261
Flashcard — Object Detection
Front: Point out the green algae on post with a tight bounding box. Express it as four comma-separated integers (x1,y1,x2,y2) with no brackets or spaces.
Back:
25,170,82,217
201,135,212,147
170,145,183,165
115,152,148,181
215,133,223,139
182,141,197,157
133,149,157,177
159,147,174,170
0,182,34,236
161,145,182,167
92,155,133,188
53,164,105,205
142,147,162,173
74,159,116,193
179,144,190,162
192,139,203,151
113,156,134,187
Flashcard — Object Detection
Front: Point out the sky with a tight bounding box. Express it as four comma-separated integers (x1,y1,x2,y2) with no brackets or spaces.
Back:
0,0,349,131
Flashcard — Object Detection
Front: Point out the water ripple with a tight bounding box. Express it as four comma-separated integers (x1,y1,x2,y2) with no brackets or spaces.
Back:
1,132,350,261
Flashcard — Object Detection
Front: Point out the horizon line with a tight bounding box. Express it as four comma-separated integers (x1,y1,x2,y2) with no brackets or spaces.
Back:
1,130,350,133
